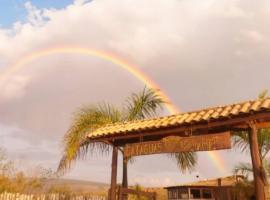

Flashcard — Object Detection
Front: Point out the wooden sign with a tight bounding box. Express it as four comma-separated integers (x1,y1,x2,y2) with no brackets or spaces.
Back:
124,132,231,158
265,186,270,200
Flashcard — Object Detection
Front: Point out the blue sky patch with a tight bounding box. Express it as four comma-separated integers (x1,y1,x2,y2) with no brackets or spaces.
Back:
0,0,73,28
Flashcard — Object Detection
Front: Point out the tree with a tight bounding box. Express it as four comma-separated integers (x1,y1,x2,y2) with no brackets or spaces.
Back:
233,129,270,184
0,148,15,177
57,88,197,188
233,90,270,183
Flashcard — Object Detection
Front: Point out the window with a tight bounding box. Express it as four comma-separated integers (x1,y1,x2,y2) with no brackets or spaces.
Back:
169,187,213,199
172,189,178,199
178,188,189,199
168,189,178,199
202,189,212,199
168,190,173,199
190,189,201,199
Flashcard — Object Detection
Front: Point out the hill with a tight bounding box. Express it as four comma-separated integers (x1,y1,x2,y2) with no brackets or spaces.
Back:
43,178,109,193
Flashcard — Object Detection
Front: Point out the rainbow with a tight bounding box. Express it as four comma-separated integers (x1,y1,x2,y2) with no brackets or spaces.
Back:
0,46,226,174
0,47,178,113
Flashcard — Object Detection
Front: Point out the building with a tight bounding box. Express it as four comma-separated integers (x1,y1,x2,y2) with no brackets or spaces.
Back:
165,175,246,200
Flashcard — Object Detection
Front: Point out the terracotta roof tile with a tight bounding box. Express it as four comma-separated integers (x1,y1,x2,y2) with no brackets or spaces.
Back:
88,98,270,139
251,100,262,111
262,99,270,108
165,175,245,188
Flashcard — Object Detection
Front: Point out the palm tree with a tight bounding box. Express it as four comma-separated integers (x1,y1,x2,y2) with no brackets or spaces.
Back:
233,128,270,183
233,90,270,183
57,88,197,189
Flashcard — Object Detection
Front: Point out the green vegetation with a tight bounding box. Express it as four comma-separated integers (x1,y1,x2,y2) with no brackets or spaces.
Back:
128,184,148,200
0,148,46,193
57,88,197,189
126,184,167,200
231,180,254,200
233,91,270,184
0,149,107,195
233,128,270,182
231,90,270,199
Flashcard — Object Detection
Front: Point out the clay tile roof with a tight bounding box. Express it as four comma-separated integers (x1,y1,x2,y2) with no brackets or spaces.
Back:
165,175,245,188
88,98,270,139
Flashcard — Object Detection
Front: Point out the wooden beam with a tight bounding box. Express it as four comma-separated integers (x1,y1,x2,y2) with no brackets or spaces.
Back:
89,112,270,143
248,121,265,200
110,146,118,200
256,121,270,129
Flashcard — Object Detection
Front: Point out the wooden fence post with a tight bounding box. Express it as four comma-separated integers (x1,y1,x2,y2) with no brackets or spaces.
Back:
153,192,157,200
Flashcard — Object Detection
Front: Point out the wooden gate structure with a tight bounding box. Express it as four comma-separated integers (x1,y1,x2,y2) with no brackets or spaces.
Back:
87,97,270,200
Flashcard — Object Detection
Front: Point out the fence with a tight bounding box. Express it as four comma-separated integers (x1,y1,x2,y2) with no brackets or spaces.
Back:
0,192,106,200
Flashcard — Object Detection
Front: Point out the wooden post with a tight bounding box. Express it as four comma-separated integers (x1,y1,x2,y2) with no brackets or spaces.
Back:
118,187,122,200
110,146,118,200
122,157,128,200
122,157,128,188
153,192,157,200
248,121,265,200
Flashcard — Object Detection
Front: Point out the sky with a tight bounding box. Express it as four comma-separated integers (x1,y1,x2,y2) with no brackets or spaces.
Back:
0,0,270,187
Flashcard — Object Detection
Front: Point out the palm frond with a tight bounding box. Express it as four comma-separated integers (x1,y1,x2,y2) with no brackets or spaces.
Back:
126,87,165,121
169,152,197,173
257,128,270,159
258,90,268,99
263,160,270,177
232,131,250,154
126,88,197,173
57,87,198,178
233,129,270,160
57,141,111,175
233,162,253,178
57,104,121,174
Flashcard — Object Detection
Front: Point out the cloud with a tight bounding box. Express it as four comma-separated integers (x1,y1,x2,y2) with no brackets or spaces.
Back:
240,30,267,43
0,0,270,185
24,1,48,27
0,74,31,99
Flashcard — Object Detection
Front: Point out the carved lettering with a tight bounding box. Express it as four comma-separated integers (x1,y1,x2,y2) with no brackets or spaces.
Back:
124,132,231,158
